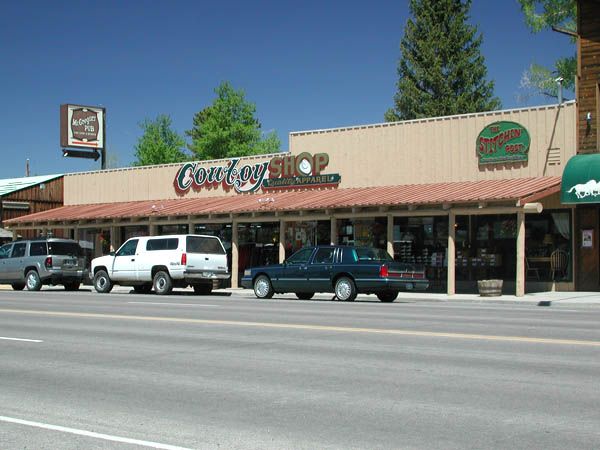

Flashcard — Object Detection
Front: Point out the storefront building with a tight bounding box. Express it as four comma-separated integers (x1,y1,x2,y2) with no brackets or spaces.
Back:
6,102,577,296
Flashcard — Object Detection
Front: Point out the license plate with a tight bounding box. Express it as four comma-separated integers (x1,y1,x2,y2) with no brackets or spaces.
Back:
405,283,414,290
202,272,212,278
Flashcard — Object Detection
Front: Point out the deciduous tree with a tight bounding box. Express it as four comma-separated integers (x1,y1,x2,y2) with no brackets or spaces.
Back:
133,115,188,166
186,82,281,160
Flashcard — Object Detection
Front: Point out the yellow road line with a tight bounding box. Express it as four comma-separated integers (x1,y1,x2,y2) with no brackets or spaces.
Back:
1,308,599,347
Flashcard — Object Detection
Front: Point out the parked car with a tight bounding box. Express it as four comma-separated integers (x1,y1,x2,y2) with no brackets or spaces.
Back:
241,245,428,302
0,238,87,291
91,234,230,295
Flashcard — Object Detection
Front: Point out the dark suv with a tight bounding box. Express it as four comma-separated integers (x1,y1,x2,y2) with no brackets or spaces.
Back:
0,238,87,291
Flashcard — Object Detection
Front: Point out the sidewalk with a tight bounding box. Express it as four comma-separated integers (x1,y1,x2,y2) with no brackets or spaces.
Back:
2,283,600,306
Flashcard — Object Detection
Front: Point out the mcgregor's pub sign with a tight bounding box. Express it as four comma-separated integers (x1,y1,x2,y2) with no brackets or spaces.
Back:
477,121,530,165
174,152,341,195
60,104,106,149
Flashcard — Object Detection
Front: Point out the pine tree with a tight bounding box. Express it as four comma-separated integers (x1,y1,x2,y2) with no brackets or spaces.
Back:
385,0,501,122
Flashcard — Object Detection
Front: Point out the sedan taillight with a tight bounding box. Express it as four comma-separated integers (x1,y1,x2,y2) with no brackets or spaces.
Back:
379,264,389,278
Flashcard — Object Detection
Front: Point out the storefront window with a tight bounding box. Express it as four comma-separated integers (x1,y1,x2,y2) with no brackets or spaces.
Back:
122,225,148,242
393,216,448,291
237,222,280,279
284,220,330,257
337,218,386,248
455,215,514,282
525,210,572,281
158,224,189,235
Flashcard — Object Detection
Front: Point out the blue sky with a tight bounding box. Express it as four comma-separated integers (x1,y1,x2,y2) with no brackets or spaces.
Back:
0,0,574,179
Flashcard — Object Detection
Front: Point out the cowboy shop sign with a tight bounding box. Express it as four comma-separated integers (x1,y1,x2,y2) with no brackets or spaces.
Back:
477,121,530,165
174,152,341,195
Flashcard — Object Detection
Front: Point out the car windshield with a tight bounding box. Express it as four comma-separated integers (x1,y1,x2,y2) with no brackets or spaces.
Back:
355,247,393,262
47,242,82,257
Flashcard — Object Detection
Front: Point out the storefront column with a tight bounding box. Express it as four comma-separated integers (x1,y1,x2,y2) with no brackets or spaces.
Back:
330,217,337,245
149,222,158,236
231,220,239,288
110,226,121,253
386,215,393,257
188,222,194,234
279,220,286,263
516,211,525,297
447,212,456,295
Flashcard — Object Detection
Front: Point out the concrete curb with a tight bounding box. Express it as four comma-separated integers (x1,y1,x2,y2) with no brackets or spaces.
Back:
2,284,600,306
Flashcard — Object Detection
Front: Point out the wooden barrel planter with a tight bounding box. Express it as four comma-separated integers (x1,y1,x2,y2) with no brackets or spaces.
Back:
477,279,503,297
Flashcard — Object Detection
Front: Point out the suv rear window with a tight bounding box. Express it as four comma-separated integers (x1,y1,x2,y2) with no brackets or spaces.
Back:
186,236,225,255
48,242,82,257
146,238,179,251
29,242,48,256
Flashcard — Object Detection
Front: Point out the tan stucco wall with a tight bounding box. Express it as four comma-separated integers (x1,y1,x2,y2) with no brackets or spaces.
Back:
290,102,576,188
65,102,576,205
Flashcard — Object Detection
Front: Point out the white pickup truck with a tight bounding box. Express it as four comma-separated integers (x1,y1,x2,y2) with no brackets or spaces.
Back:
91,234,229,295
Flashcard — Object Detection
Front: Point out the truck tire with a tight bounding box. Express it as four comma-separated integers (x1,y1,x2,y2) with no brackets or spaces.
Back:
153,271,173,295
11,283,25,291
94,270,113,293
64,282,80,291
193,284,212,295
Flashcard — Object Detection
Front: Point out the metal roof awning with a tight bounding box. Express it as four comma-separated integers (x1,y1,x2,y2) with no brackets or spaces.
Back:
5,176,562,227
561,154,600,204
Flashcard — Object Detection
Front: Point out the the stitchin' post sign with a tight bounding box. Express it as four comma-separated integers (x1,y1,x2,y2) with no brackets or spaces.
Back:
174,152,341,195
477,121,530,165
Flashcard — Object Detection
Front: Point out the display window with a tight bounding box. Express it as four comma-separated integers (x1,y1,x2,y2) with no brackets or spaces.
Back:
337,218,386,248
393,216,448,290
525,210,572,281
158,224,189,235
237,222,280,278
285,220,330,257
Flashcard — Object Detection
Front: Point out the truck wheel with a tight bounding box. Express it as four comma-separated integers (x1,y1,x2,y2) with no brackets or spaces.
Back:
64,282,80,291
377,291,398,302
94,270,113,293
153,271,173,295
296,292,314,300
133,284,152,294
193,284,212,295
253,275,274,299
25,270,42,291
334,276,356,302
11,283,25,291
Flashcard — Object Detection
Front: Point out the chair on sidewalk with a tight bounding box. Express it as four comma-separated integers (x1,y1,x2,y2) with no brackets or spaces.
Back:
550,250,568,281
525,258,540,280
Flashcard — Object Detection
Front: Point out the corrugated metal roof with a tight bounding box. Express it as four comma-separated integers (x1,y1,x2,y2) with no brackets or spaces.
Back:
0,174,63,196
6,176,561,225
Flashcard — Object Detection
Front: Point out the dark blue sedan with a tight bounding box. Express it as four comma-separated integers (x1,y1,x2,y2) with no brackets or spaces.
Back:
241,245,428,302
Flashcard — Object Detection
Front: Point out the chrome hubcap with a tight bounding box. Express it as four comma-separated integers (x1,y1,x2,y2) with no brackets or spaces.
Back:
336,280,351,300
255,278,269,297
27,274,37,289
156,278,166,290
97,277,106,289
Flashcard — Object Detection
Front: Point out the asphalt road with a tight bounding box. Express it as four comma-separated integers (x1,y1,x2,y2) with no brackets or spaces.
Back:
1,289,599,449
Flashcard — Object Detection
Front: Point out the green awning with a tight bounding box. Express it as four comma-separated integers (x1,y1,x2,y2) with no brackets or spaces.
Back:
561,154,600,204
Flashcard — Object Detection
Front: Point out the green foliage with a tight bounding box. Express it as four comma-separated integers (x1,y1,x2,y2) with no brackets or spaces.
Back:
133,115,188,166
186,81,281,160
518,0,576,33
517,0,576,98
385,0,501,122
